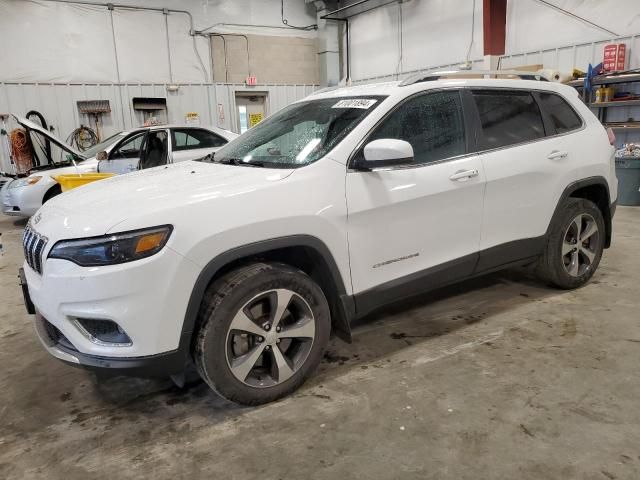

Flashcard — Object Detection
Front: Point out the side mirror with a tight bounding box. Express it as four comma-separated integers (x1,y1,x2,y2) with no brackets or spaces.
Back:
96,151,108,161
361,139,413,169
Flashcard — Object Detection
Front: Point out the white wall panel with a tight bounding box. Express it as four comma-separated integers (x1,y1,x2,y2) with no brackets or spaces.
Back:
349,0,484,82
0,0,315,84
167,14,210,83
500,33,640,73
506,0,640,54
0,1,114,83
112,10,171,84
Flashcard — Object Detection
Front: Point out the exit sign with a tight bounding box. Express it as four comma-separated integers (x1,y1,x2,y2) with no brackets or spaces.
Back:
246,75,257,86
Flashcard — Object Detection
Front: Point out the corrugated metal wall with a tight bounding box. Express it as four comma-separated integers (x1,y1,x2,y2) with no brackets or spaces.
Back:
353,33,640,85
499,34,640,74
0,82,317,172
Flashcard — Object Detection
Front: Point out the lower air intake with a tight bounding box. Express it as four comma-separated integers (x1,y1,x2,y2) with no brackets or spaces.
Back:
74,318,132,347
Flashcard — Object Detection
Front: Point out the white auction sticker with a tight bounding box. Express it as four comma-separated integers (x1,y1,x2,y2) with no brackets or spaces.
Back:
332,99,377,109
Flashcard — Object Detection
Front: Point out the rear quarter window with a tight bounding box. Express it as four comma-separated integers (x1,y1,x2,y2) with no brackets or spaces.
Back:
537,92,583,135
172,128,227,151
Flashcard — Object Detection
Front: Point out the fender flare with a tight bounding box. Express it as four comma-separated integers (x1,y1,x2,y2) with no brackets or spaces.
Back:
546,176,613,247
175,235,355,364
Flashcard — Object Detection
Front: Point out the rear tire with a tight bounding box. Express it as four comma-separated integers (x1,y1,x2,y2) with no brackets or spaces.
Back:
536,198,605,289
194,262,331,405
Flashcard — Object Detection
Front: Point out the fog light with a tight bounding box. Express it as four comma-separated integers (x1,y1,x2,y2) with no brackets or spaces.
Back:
73,318,132,347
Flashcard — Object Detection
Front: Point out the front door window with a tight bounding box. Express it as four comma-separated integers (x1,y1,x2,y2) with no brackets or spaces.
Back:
139,130,169,169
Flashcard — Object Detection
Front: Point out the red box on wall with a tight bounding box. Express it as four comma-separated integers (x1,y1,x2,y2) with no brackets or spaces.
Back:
603,43,626,72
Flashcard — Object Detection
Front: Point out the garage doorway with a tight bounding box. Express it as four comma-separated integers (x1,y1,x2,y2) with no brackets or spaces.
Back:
235,93,267,134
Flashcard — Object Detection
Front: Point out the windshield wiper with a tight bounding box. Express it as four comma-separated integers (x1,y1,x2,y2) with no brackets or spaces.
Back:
216,157,266,167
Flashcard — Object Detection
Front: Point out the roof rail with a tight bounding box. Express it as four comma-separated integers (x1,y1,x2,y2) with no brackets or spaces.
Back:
308,85,340,96
399,70,550,86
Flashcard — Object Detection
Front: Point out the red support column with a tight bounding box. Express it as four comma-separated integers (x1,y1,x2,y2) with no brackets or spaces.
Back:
483,0,507,56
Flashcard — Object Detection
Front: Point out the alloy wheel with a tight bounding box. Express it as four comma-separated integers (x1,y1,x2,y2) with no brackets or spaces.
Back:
225,289,316,388
562,213,600,277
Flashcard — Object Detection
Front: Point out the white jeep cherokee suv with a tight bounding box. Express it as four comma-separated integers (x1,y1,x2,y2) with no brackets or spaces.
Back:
20,71,617,405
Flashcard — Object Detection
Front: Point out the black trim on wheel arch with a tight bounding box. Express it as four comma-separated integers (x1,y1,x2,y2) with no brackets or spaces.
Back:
547,176,613,248
178,235,354,365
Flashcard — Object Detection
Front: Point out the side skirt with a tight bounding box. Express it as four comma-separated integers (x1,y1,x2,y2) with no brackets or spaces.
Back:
352,236,545,320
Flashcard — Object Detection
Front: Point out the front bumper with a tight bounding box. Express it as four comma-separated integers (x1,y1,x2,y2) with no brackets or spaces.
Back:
25,242,201,371
2,183,40,217
33,313,187,376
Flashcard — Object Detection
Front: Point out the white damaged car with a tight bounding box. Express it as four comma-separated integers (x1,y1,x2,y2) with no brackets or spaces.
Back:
2,117,237,217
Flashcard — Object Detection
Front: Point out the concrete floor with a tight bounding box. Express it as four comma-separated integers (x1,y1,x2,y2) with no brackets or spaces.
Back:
1,208,639,479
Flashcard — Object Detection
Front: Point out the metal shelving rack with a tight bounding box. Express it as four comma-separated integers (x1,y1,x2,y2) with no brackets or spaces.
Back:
568,72,640,132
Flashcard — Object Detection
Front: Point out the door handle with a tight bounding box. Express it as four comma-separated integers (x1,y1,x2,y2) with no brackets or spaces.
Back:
449,169,479,182
547,150,568,160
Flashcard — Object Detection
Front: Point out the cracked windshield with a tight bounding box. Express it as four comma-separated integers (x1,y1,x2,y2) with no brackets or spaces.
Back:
210,96,386,167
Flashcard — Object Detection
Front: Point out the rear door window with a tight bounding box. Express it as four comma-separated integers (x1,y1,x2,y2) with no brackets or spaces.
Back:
471,90,545,150
537,92,583,135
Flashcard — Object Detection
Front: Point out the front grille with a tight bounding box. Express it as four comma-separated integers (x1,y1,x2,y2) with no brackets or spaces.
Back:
22,224,48,274
0,179,7,189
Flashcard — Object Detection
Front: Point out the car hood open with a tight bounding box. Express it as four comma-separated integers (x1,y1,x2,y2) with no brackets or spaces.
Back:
14,115,86,160
34,160,295,239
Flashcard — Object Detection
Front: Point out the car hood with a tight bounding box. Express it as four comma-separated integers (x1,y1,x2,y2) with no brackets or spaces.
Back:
13,115,85,160
35,160,295,238
30,159,98,178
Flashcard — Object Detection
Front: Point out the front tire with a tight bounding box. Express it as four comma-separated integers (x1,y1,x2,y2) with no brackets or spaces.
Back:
537,198,605,289
194,262,331,405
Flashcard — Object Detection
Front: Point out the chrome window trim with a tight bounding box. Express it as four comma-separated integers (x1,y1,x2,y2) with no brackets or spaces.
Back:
347,85,586,173
347,151,478,173
470,121,587,158
469,87,586,155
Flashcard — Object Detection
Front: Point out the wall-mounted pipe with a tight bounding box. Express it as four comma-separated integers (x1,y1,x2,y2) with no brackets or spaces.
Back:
107,5,121,83
196,22,318,35
209,34,229,83
163,9,174,83
204,33,251,81
280,0,318,30
328,18,351,84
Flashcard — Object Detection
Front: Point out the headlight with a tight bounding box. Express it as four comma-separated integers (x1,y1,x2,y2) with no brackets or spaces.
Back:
10,176,42,188
48,225,173,266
